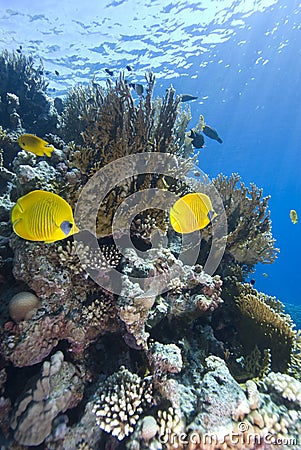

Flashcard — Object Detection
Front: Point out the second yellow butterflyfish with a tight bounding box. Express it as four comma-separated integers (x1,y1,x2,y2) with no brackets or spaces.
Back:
17,133,54,157
169,192,217,234
11,190,79,243
290,209,298,225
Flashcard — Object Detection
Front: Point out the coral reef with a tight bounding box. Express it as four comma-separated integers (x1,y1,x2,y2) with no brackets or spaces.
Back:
227,283,301,379
0,50,59,134
10,351,84,446
0,52,299,450
65,72,194,237
91,366,153,441
200,173,279,274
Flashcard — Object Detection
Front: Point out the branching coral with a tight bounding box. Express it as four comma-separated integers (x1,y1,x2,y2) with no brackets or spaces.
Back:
263,371,301,407
201,173,279,273
60,80,106,145
0,50,58,134
58,240,122,274
0,50,47,97
184,358,301,450
157,407,186,450
92,366,153,441
65,72,194,237
67,72,157,171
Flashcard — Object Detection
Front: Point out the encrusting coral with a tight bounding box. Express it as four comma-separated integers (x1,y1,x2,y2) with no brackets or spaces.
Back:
0,52,300,449
10,351,84,446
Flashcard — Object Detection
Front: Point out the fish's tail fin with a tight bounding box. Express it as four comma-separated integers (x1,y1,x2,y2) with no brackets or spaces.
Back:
44,145,54,157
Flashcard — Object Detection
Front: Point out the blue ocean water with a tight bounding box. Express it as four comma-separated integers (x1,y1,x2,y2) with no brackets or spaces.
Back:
1,0,300,308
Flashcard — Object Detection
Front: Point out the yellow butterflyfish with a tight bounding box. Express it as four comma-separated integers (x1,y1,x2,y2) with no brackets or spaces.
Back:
290,209,298,225
17,133,54,157
11,190,79,243
169,192,217,234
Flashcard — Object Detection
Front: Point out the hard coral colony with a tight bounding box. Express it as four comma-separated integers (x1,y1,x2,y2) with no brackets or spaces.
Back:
0,50,299,450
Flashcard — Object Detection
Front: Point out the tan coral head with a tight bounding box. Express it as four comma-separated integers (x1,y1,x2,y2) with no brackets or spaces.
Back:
8,291,41,322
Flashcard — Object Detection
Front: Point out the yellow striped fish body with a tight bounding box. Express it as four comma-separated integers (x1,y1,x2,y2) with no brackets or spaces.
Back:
11,190,79,243
169,192,217,234
17,134,54,157
290,209,298,225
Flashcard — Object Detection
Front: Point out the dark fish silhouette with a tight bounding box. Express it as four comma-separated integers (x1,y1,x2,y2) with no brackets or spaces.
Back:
250,279,255,285
180,94,198,102
55,70,59,76
126,65,132,71
129,83,144,96
105,68,114,76
188,130,204,149
16,47,22,54
203,125,223,143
